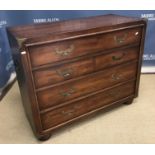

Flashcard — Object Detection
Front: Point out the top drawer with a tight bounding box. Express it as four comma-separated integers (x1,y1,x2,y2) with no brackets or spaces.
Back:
29,27,142,67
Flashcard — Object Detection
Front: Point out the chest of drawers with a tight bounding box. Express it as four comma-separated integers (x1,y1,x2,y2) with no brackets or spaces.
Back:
7,14,147,140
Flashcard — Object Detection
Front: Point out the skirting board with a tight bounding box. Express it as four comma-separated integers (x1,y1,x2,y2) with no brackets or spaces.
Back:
141,66,155,74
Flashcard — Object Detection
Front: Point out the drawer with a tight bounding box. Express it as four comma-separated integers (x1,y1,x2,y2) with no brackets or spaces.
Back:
41,80,135,130
95,46,139,70
37,62,137,110
33,58,94,89
33,46,139,88
29,27,142,67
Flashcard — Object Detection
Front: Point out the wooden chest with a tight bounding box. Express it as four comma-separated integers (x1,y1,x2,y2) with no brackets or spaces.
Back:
7,14,147,140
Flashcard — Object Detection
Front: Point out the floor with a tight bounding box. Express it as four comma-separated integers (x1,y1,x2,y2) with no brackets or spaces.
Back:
0,74,155,144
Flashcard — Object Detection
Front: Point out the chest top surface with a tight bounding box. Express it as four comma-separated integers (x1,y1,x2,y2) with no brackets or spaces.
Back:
7,14,146,49
8,14,145,37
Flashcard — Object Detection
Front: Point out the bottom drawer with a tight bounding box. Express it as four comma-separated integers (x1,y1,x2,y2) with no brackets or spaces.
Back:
41,80,136,130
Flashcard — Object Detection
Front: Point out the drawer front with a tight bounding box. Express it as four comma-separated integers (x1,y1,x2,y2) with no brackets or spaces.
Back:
41,80,135,130
37,62,137,110
29,27,142,67
95,46,139,70
33,58,94,88
33,46,139,88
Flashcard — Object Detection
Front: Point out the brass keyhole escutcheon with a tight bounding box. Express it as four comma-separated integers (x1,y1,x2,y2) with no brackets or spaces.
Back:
56,68,73,78
55,45,74,57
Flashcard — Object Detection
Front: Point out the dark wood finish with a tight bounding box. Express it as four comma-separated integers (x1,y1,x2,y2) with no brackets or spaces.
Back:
29,27,142,67
33,57,94,88
41,80,135,130
37,133,52,141
37,61,137,110
123,99,134,105
33,46,139,88
95,46,139,70
7,14,147,140
7,14,143,38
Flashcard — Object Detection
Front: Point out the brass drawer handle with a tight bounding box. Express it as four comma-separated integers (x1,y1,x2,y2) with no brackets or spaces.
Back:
55,45,74,57
61,105,78,116
112,52,125,61
60,88,76,97
56,68,73,78
114,33,127,44
61,109,75,116
111,73,122,81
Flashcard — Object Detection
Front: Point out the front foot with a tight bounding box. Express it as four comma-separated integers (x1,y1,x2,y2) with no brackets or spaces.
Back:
123,99,134,105
37,133,51,141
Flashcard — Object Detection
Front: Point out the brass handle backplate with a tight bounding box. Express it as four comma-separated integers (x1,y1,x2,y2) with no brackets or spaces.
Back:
112,52,125,61
61,109,75,116
55,45,74,57
114,33,128,44
111,73,122,81
61,105,78,116
60,88,76,97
